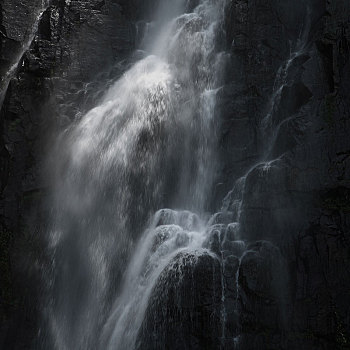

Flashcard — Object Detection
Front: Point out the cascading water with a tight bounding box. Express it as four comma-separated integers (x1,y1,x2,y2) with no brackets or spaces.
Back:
44,0,313,347
46,0,230,349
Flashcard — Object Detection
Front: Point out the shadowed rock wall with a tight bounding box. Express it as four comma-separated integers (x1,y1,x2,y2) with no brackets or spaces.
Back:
217,0,350,348
0,0,141,347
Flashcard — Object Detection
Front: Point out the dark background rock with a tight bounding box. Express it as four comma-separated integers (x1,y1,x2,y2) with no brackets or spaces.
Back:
216,0,350,348
0,0,141,348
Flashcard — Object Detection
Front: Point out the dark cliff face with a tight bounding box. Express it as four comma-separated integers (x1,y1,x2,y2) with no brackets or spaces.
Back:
0,0,349,349
219,1,350,349
221,1,350,348
0,1,139,347
217,0,350,348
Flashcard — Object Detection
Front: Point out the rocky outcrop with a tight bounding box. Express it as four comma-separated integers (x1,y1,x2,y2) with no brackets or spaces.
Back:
218,0,350,348
238,241,289,350
137,252,222,350
144,0,349,349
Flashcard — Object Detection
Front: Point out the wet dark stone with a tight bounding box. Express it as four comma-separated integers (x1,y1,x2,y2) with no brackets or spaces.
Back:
0,0,140,347
208,211,234,225
238,241,289,345
273,82,313,125
222,240,245,258
225,223,240,241
137,252,222,350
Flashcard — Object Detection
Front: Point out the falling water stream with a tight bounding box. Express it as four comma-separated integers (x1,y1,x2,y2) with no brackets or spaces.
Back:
47,0,229,349
45,0,312,348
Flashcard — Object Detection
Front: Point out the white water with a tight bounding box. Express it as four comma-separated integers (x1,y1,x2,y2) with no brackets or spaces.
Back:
100,209,213,350
47,0,229,349
96,2,229,347
46,0,313,348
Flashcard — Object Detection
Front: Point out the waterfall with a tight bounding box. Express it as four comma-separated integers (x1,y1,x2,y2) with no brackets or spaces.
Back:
46,0,229,349
43,0,315,348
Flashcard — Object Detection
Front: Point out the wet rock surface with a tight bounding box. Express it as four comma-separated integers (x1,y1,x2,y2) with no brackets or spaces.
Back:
137,252,222,350
218,0,350,348
0,0,349,349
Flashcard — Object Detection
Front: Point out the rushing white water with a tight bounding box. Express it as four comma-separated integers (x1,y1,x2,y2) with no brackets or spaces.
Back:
96,2,229,348
47,0,229,349
100,209,212,350
39,0,316,348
